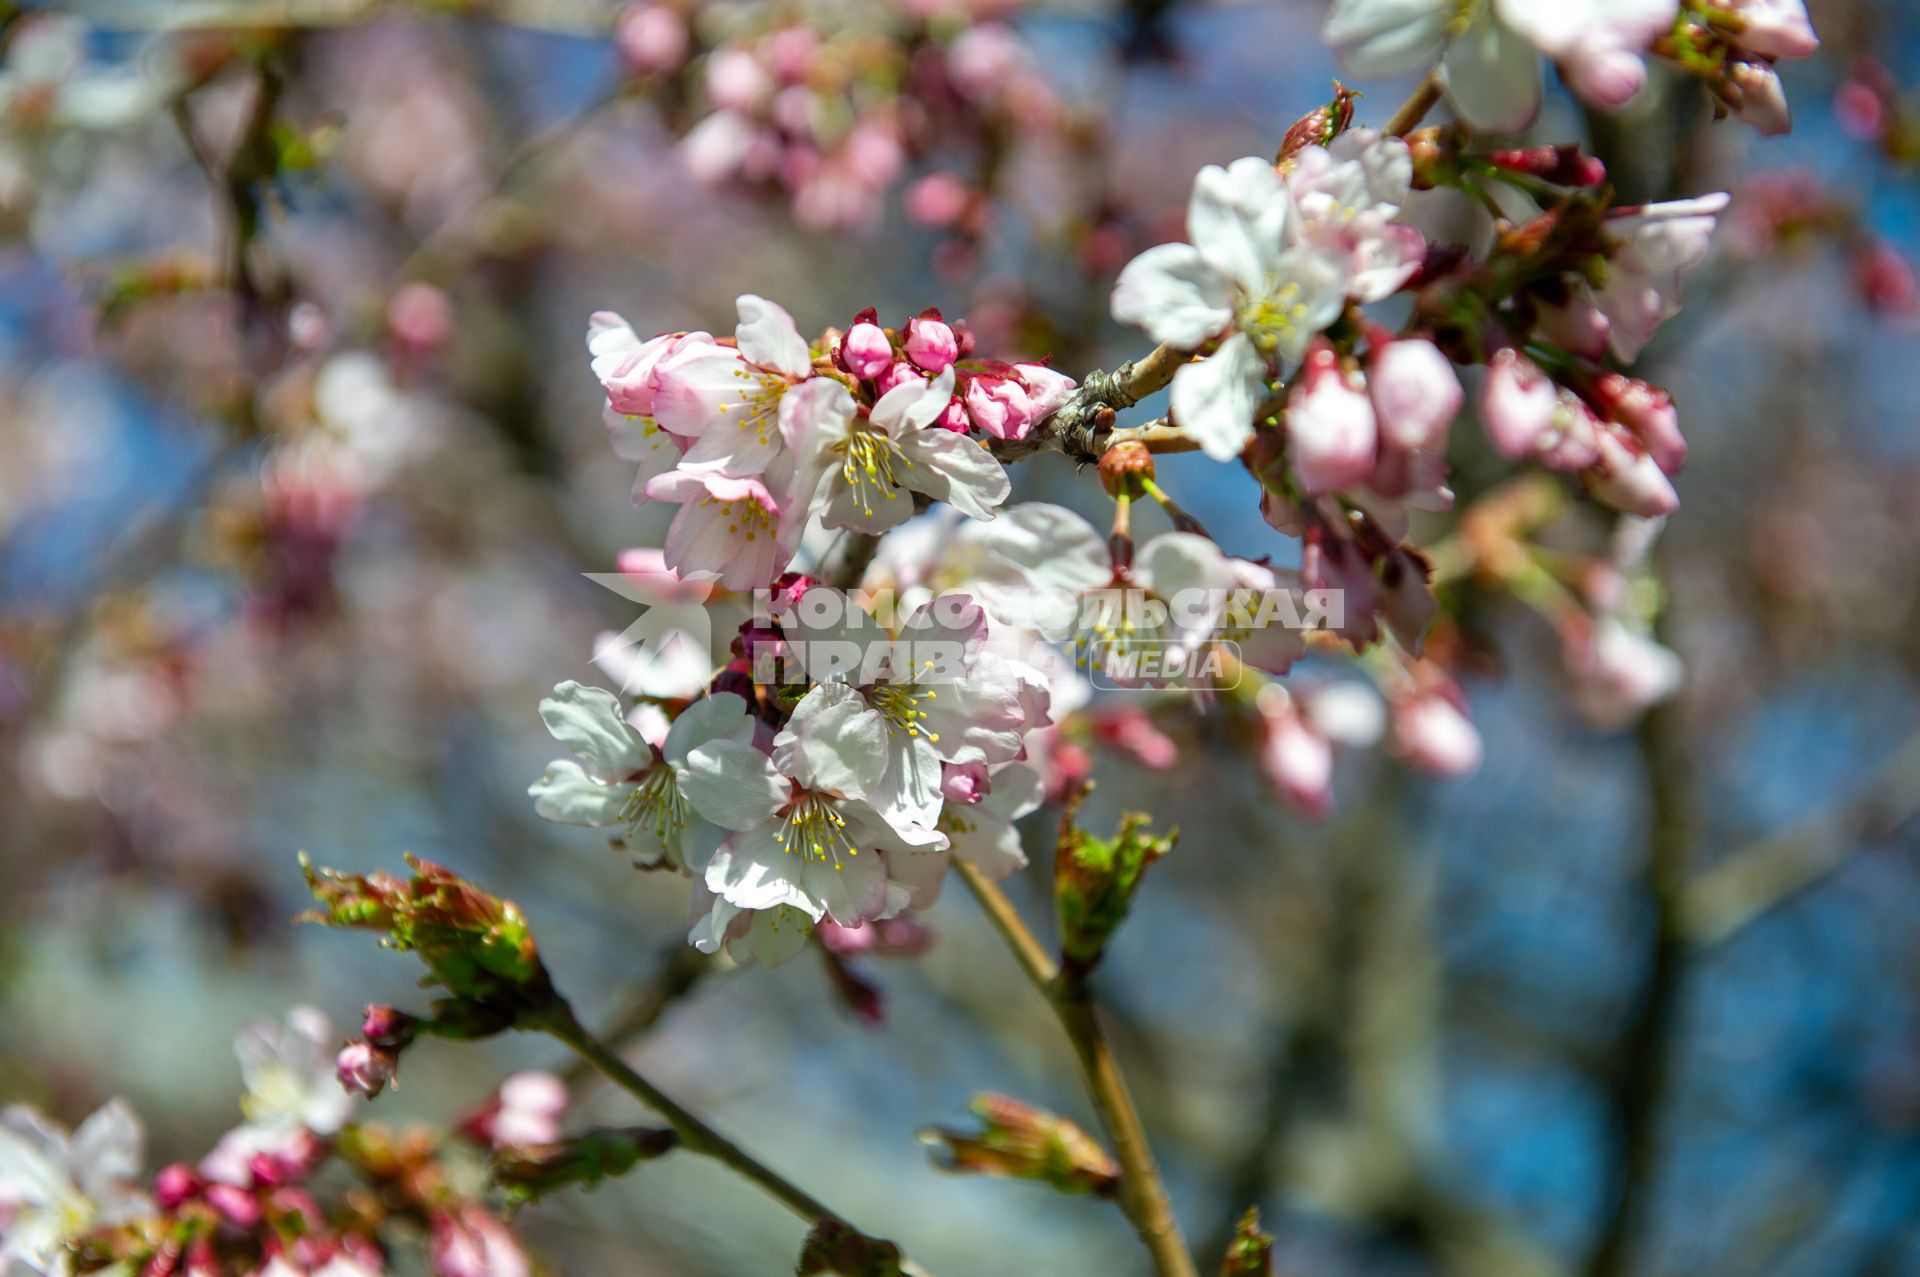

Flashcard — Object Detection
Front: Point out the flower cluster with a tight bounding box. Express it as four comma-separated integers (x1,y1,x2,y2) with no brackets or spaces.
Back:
0,1009,541,1277
1324,0,1817,135
591,297,1070,590
532,585,1051,964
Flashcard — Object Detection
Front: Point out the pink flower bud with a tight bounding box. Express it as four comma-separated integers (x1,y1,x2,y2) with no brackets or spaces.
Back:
904,314,959,373
1582,427,1680,517
1570,618,1683,728
155,1163,204,1210
841,321,893,380
964,373,1037,441
1259,699,1334,821
1287,341,1377,495
1481,349,1557,459
906,172,973,228
205,1183,262,1228
336,1041,397,1099
1391,690,1483,778
1535,392,1603,471
1854,239,1917,313
937,396,972,433
875,359,922,395
1015,363,1077,418
1369,338,1460,451
616,4,690,74
360,1004,419,1049
1729,60,1791,136
819,915,936,958
1592,373,1686,472
387,282,454,354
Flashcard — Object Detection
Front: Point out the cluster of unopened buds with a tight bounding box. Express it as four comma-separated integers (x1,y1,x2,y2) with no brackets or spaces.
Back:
0,1008,551,1277
613,0,1064,233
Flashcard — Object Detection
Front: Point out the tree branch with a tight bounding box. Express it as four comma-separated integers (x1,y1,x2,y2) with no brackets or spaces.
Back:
539,1002,934,1275
952,860,1198,1277
1385,70,1445,137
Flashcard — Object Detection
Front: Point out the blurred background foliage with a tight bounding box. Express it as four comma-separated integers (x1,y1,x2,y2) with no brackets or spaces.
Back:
2,0,1919,1273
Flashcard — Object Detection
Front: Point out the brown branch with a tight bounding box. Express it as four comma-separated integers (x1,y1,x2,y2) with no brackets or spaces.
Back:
1385,71,1445,137
539,1002,935,1275
555,942,713,1089
1581,681,1694,1277
1680,726,1920,945
952,860,1198,1277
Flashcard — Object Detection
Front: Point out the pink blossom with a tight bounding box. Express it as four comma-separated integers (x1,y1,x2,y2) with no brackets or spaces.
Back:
817,916,936,959
705,48,770,113
876,359,921,396
1287,342,1377,495
1854,239,1918,313
1594,193,1729,362
841,321,893,380
904,313,959,374
644,470,791,589
1368,337,1460,451
471,1073,568,1150
430,1207,530,1277
1728,60,1791,136
1091,705,1179,770
937,397,971,433
906,172,973,227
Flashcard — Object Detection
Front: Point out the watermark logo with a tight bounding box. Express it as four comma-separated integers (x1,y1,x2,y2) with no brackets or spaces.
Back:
1086,639,1244,690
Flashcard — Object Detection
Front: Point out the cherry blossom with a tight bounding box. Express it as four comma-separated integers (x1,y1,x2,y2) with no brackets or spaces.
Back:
1111,157,1349,460
0,1100,149,1277
778,590,1031,827
1322,0,1677,132
783,367,1010,534
529,683,752,870
680,683,949,935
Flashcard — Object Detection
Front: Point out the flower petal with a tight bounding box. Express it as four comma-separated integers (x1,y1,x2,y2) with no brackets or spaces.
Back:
1169,332,1266,461
1111,242,1235,349
678,739,790,831
538,681,649,776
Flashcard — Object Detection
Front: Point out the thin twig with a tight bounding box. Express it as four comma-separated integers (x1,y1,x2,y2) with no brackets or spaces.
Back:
1680,726,1920,945
540,1002,935,1275
952,860,1199,1277
555,942,713,1089
1385,70,1445,137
